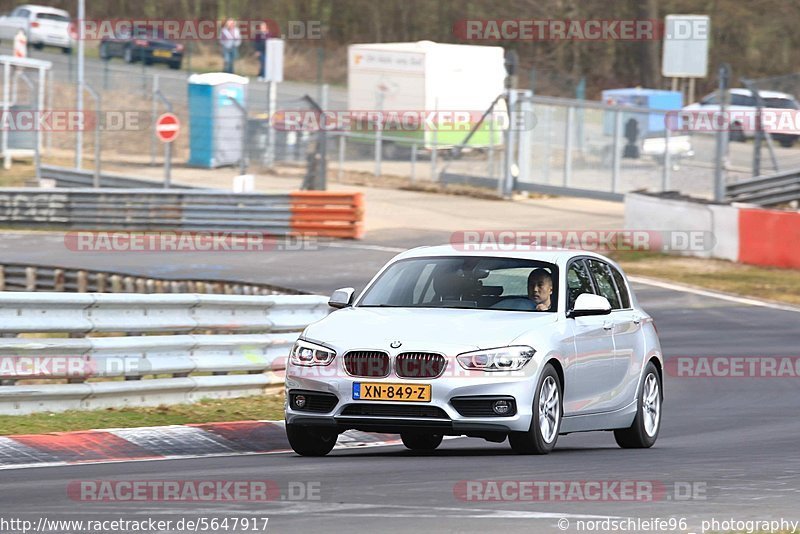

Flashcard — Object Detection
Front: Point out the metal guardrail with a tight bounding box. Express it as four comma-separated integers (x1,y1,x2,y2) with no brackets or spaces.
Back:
0,188,364,238
0,263,302,295
726,168,800,206
39,165,197,189
0,292,330,414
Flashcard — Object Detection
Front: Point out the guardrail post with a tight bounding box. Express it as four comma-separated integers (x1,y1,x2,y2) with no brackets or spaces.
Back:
54,269,65,291
124,276,135,292
25,267,37,291
77,270,88,292
110,274,122,292
96,273,107,292
0,266,4,291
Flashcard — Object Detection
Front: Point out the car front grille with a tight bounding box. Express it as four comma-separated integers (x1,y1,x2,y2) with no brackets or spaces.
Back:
340,404,450,419
343,350,390,377
395,352,447,378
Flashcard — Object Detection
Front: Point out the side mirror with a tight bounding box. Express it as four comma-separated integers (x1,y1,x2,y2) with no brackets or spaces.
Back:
567,293,612,318
329,287,355,309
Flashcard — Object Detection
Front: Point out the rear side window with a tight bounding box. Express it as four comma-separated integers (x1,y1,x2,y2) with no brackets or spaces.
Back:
566,260,594,311
587,260,621,309
731,93,756,107
36,13,71,22
609,266,631,309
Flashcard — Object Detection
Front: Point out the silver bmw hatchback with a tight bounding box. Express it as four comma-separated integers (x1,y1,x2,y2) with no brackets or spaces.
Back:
285,246,663,456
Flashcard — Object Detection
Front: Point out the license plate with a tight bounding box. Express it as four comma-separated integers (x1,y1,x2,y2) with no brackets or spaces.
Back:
353,382,431,402
153,50,172,58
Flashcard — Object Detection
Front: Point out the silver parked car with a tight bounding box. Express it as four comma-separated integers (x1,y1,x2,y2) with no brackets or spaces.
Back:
0,4,72,53
285,246,663,456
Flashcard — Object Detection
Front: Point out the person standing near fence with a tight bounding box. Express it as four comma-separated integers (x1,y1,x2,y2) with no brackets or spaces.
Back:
253,22,271,80
220,19,242,74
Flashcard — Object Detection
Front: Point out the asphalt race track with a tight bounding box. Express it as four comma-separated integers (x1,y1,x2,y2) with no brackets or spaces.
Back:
1,231,799,534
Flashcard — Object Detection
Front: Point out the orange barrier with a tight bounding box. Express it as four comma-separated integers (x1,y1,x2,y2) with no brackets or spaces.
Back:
289,192,365,239
739,208,800,269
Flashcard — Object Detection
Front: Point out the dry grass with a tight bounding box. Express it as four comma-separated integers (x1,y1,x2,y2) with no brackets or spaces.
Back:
0,392,285,435
612,251,800,306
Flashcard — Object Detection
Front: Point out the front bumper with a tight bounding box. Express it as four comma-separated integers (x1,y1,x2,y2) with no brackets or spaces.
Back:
284,361,542,435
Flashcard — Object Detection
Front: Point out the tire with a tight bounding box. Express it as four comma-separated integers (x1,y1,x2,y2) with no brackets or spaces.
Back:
99,43,109,60
32,42,43,50
286,424,337,456
168,60,182,70
62,46,72,54
614,361,662,449
123,47,135,63
401,433,443,451
779,138,796,148
509,363,562,455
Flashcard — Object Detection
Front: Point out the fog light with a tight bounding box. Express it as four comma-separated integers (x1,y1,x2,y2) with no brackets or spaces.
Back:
294,395,307,409
492,400,511,415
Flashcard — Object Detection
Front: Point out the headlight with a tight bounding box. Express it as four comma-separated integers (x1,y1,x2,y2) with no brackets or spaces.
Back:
456,346,535,372
290,339,336,366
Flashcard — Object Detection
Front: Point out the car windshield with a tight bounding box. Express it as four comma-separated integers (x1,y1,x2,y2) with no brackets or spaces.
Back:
358,256,559,312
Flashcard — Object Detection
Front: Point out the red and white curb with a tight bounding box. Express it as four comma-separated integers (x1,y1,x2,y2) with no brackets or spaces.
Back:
0,421,400,470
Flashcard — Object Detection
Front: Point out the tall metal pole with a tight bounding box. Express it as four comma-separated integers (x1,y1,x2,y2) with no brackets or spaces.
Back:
319,84,328,190
75,0,85,168
34,67,45,183
714,64,730,202
266,81,277,167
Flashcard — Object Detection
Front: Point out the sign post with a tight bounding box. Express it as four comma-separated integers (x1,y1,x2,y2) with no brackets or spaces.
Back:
155,112,180,188
264,39,284,168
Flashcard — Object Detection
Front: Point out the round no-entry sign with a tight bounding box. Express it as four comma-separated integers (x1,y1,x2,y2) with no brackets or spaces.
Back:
155,113,180,143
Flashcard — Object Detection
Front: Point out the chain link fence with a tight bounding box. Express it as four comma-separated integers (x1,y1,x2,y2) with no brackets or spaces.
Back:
10,43,800,201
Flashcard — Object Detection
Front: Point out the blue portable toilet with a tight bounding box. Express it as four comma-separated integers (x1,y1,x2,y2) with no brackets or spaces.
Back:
601,88,682,137
187,73,249,168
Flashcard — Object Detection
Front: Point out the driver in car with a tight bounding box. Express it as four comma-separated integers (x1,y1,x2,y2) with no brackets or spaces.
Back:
528,269,553,311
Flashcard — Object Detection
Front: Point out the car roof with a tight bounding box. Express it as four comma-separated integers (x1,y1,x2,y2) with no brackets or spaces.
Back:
729,88,795,100
19,4,70,16
392,244,612,265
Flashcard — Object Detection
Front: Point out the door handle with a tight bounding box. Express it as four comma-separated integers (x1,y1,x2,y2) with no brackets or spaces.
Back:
603,320,613,330
632,315,642,325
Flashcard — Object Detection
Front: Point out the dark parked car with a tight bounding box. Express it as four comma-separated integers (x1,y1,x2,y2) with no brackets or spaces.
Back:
99,25,183,69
